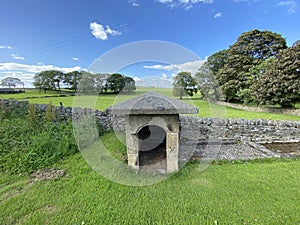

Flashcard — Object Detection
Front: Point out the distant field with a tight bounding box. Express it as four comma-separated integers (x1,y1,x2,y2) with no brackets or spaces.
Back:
1,87,299,121
0,89,74,100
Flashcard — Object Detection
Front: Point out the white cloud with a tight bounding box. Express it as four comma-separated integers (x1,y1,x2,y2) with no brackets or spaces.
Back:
90,22,121,40
0,62,83,87
171,72,177,77
233,0,261,3
214,12,222,18
11,54,25,60
105,26,122,36
144,60,206,75
277,0,296,13
0,72,35,86
72,57,79,61
0,62,82,74
90,22,107,40
160,73,172,84
0,45,12,49
234,0,253,2
133,76,142,82
133,76,172,88
128,0,139,7
157,0,173,3
157,0,213,9
161,73,168,78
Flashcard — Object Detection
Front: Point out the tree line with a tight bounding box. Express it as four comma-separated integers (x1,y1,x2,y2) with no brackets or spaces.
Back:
33,71,136,94
173,29,300,108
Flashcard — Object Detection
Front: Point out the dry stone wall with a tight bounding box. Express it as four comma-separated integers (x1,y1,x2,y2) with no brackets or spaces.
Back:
1,99,299,142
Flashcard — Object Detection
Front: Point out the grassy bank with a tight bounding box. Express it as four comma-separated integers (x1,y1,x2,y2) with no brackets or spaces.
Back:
0,150,299,224
0,110,78,175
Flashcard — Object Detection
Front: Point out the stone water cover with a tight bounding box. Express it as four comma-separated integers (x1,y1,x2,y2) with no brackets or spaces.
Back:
106,91,198,115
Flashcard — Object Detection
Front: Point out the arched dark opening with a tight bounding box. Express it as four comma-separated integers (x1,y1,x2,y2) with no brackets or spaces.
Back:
138,125,166,168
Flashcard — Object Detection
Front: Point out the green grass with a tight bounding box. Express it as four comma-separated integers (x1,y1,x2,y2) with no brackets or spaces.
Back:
0,112,78,175
0,108,299,224
0,89,74,100
1,87,299,121
242,101,300,109
0,139,299,224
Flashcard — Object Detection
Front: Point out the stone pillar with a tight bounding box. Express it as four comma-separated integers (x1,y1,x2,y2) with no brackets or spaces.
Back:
166,132,179,173
126,132,139,170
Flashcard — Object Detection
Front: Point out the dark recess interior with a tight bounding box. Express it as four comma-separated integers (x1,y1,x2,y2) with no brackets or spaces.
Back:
138,125,166,166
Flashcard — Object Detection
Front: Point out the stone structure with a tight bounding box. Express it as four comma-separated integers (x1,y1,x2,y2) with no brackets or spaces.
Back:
106,92,198,173
1,99,299,162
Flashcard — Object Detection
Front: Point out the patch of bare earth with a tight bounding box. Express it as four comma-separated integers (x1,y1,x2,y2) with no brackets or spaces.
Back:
0,169,68,204
30,168,68,183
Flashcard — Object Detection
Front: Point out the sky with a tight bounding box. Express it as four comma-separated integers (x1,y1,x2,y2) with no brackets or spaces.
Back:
0,0,299,87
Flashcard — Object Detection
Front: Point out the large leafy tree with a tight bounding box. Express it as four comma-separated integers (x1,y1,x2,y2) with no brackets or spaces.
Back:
33,70,64,92
76,72,96,94
292,40,300,47
123,76,136,93
206,49,228,76
246,58,275,105
173,72,197,99
64,71,82,92
94,73,109,94
218,29,287,102
196,62,222,101
107,73,126,94
255,44,300,108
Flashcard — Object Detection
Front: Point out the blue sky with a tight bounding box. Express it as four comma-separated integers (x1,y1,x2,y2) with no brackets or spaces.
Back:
0,0,299,87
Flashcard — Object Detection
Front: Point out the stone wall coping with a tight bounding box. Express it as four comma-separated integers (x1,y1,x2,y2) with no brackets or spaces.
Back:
106,92,199,115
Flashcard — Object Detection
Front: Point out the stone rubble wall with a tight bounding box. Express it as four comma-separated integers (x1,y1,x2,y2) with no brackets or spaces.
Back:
179,116,300,142
1,99,299,142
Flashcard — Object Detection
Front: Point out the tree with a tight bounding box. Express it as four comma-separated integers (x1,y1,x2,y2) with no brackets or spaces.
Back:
34,72,55,93
52,71,64,91
254,44,300,108
206,49,229,76
0,77,24,88
173,72,197,99
246,58,275,105
76,72,96,94
33,70,64,92
123,76,136,93
107,73,125,94
63,71,82,92
292,40,300,47
217,29,287,102
94,73,109,94
196,62,222,101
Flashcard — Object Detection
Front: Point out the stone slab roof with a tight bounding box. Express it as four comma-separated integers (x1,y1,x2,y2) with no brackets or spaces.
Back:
106,91,199,115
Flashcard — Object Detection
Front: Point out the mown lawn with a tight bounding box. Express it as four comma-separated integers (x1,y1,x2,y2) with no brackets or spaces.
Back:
0,152,299,225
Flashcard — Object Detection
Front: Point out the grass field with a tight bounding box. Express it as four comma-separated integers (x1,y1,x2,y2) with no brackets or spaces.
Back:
0,140,299,224
1,87,299,121
1,89,300,224
0,89,74,100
